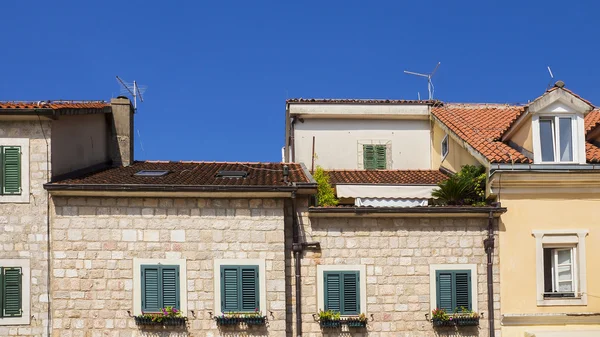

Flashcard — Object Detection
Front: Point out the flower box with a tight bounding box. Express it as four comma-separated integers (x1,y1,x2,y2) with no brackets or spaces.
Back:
345,319,367,328
134,316,187,327
432,318,455,327
245,317,267,326
319,319,341,328
215,315,267,326
455,316,479,326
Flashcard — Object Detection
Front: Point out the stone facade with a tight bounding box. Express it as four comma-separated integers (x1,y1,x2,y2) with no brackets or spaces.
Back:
294,215,500,337
50,196,289,337
0,120,51,337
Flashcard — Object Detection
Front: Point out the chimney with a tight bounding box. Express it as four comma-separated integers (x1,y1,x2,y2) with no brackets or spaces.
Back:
109,97,134,166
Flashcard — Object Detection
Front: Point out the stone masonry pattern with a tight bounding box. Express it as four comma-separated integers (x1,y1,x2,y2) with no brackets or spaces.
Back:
295,215,500,337
0,121,51,337
50,197,288,337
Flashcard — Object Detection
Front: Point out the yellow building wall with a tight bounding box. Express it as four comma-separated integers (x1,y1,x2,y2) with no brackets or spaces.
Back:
499,194,600,336
508,115,533,153
503,325,600,337
431,121,480,172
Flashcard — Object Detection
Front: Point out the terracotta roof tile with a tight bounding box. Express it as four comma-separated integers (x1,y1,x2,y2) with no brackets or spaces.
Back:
325,170,448,185
287,98,438,105
0,101,110,110
432,104,531,164
586,143,600,163
47,161,312,188
585,110,600,135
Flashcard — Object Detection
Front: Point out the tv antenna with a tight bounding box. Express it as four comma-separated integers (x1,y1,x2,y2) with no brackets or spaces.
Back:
404,62,441,100
116,76,146,110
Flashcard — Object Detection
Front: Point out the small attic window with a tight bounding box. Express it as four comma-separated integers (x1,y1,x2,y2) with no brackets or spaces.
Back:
216,170,248,178
134,170,170,177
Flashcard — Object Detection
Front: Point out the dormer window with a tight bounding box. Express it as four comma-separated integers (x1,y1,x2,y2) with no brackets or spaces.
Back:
539,116,575,162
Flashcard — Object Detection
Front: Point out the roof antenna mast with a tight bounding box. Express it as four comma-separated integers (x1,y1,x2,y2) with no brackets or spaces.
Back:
404,62,441,100
546,66,555,90
116,76,147,110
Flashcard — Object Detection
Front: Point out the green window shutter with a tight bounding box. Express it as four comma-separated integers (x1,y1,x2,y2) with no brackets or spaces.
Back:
221,266,240,312
436,270,454,312
436,270,471,312
161,266,180,309
3,267,22,317
324,272,341,312
363,145,375,170
2,147,21,195
141,265,161,312
455,271,471,311
342,272,359,315
240,266,259,312
375,145,386,169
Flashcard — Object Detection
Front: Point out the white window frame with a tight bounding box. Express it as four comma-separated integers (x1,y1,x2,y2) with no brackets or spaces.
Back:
532,113,585,164
317,265,367,316
532,230,588,306
214,259,267,314
441,134,449,161
0,138,29,203
133,258,187,316
0,259,30,325
429,264,478,313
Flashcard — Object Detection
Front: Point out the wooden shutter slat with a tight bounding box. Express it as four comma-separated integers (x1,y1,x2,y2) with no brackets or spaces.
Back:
375,145,387,169
161,266,179,309
221,266,240,311
241,267,259,311
454,271,471,310
2,147,21,195
141,266,161,312
324,272,341,312
342,272,359,315
363,145,375,170
3,268,22,317
436,271,454,312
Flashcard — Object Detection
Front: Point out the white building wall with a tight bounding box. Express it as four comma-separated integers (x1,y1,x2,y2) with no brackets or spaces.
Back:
293,119,431,170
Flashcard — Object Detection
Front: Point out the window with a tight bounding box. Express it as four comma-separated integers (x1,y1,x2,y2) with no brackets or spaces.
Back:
0,260,29,325
214,259,266,314
1,146,21,195
141,265,180,312
543,248,577,298
538,116,575,163
435,270,471,312
363,144,386,170
429,264,477,313
134,170,170,177
533,230,588,306
133,259,187,315
220,265,259,312
441,134,449,161
317,265,366,316
324,271,359,315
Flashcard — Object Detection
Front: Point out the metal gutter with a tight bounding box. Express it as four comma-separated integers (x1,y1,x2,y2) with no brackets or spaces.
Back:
309,206,506,215
44,183,316,193
489,164,600,173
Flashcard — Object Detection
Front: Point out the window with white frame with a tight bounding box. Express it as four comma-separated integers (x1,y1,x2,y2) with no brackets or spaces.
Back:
0,139,29,203
533,230,588,306
429,264,478,313
214,259,267,314
441,134,449,161
317,265,366,316
0,259,30,325
539,116,576,163
133,259,187,315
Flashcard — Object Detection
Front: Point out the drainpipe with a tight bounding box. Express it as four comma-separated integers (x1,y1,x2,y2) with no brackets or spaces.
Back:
291,191,302,337
484,210,496,337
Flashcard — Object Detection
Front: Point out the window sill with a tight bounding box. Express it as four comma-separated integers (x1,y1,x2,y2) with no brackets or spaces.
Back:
0,316,30,325
537,297,587,306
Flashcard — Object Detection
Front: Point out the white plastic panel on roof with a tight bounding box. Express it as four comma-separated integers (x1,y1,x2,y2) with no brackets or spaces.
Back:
336,184,436,199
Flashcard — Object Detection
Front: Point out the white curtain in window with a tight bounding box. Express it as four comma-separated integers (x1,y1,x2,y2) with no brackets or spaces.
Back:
559,118,573,162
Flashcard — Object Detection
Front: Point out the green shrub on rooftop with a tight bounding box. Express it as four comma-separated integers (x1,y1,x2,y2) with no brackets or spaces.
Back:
313,166,338,207
432,165,487,206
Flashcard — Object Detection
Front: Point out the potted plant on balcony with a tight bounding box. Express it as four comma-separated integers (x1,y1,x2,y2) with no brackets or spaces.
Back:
318,310,341,328
134,307,186,327
431,308,453,327
345,313,368,328
453,307,480,326
244,310,267,326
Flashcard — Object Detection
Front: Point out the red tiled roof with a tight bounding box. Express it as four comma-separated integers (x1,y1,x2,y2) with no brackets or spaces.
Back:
325,170,448,185
46,161,313,190
585,110,600,134
0,101,110,110
287,98,438,105
432,103,532,164
586,143,600,163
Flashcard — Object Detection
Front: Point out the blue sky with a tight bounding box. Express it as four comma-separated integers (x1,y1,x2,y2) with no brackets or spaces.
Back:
1,1,599,162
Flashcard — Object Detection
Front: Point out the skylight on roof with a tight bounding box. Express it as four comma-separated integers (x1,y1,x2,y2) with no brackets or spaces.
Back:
134,170,170,177
216,170,248,178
